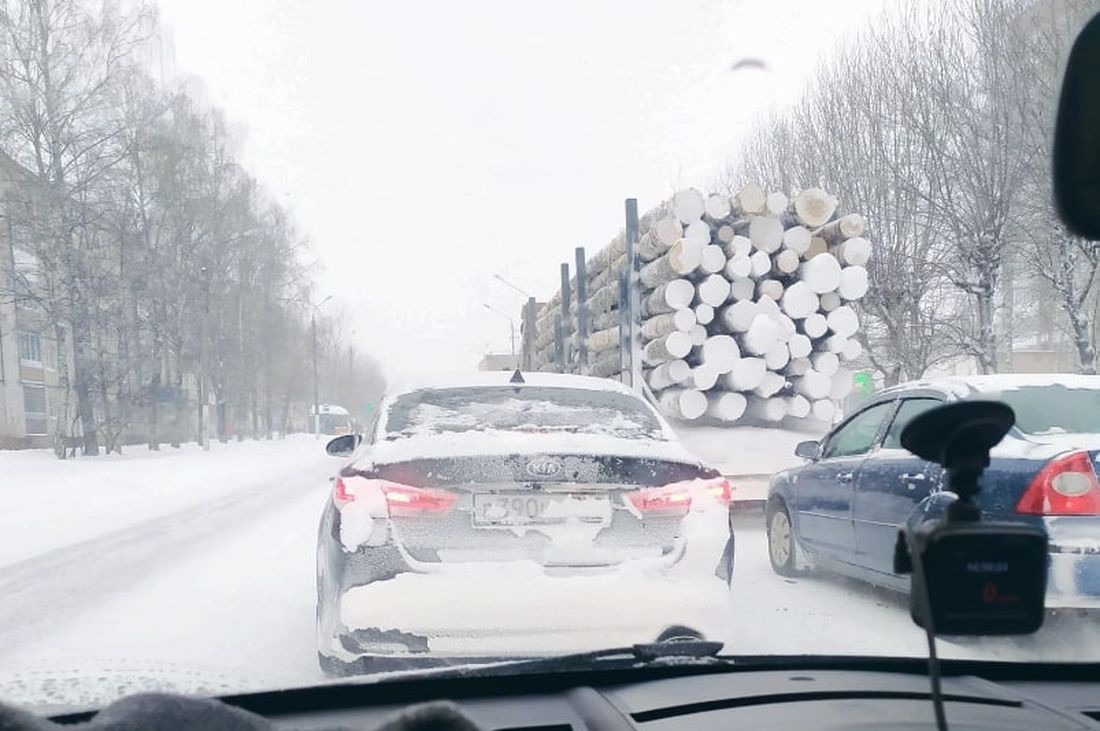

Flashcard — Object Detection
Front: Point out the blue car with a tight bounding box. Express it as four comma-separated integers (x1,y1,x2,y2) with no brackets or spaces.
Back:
766,374,1100,608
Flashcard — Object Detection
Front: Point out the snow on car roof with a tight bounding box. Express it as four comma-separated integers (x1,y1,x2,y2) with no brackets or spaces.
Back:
384,371,640,398
878,373,1100,400
956,373,1100,392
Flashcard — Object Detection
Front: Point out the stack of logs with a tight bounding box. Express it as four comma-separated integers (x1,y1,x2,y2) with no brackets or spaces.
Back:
529,184,870,424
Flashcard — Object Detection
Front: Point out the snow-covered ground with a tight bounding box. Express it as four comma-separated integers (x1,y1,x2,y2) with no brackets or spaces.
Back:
0,437,1097,713
0,435,329,567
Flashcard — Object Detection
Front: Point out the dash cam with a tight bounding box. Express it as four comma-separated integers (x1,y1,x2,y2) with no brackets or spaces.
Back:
893,400,1047,636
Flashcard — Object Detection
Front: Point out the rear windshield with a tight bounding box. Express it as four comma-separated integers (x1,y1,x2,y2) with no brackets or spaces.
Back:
383,386,665,441
993,384,1100,436
372,456,707,487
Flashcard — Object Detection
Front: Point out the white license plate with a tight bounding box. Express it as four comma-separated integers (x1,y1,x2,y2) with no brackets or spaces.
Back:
472,493,610,526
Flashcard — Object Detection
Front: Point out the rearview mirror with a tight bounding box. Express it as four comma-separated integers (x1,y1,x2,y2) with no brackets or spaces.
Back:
795,440,821,460
1054,12,1100,238
325,433,361,457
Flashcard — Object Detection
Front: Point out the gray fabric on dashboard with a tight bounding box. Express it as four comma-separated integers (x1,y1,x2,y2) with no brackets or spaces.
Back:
0,693,483,731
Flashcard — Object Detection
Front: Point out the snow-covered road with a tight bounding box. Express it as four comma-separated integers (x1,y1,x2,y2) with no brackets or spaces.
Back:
0,439,1096,711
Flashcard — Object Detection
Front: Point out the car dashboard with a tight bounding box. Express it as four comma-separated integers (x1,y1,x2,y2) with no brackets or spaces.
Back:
270,670,1100,730
36,661,1100,731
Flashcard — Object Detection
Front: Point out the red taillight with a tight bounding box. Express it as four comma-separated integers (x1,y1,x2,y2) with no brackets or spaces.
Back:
333,476,356,505
1016,450,1100,516
380,483,457,517
333,477,456,517
706,478,733,504
628,485,693,515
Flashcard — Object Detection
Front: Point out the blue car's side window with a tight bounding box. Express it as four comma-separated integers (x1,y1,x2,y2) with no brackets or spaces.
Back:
822,402,895,460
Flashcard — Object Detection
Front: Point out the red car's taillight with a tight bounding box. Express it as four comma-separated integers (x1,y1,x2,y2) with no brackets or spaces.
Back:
705,478,733,504
1015,450,1100,516
333,476,356,505
628,485,693,515
333,477,456,517
379,482,457,517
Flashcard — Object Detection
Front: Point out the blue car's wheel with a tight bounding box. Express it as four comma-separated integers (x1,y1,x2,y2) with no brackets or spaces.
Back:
767,502,800,576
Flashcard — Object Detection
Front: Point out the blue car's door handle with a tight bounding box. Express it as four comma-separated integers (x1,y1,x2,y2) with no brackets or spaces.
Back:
899,472,926,481
837,471,854,483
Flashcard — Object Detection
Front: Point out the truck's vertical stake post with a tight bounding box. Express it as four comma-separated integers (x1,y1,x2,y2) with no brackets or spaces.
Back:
624,198,641,390
553,316,564,372
575,247,589,375
560,262,572,373
618,266,630,385
524,296,536,370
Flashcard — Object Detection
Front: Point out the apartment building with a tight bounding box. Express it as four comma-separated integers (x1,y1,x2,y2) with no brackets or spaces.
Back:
0,152,71,449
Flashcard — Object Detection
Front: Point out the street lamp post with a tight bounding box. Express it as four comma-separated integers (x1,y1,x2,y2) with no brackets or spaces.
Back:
493,273,531,299
311,295,332,439
491,275,530,369
483,303,516,359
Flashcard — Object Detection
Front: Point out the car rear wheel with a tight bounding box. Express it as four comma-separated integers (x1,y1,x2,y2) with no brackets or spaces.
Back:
768,503,799,576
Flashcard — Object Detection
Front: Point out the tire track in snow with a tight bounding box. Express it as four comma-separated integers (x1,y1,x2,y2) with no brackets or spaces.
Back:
0,457,331,657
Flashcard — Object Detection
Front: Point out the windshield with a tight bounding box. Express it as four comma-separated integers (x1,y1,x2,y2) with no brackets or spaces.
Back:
383,387,666,440
2,0,1100,716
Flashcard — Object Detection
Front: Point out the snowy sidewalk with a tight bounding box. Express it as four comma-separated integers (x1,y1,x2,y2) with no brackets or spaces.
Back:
0,435,332,567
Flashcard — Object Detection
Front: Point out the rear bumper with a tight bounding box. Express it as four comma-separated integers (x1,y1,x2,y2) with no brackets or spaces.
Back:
393,531,687,572
1042,515,1100,608
389,510,686,569
1046,545,1100,608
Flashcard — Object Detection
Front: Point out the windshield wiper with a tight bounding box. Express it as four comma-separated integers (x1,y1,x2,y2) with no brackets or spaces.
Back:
398,633,728,680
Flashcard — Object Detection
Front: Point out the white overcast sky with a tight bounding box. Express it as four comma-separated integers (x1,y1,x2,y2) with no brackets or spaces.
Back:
155,0,886,379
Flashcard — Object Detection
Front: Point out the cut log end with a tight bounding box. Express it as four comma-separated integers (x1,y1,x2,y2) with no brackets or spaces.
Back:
765,191,789,217
724,357,767,391
749,216,784,254
775,249,800,275
659,388,707,420
792,188,839,228
725,254,752,280
673,188,706,223
757,278,784,301
733,183,766,215
781,281,819,320
655,214,683,246
800,252,842,294
838,237,872,266
786,394,811,419
694,303,715,325
827,305,859,338
819,291,842,312
788,333,813,359
705,193,732,220
697,273,732,307
701,334,741,373
700,245,727,275
684,219,711,247
706,391,747,422
747,395,787,422
838,265,869,301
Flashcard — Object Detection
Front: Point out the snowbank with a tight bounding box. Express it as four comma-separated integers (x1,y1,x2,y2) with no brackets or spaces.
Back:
0,436,330,567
